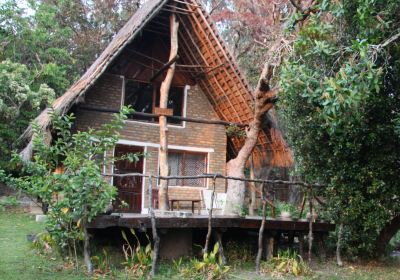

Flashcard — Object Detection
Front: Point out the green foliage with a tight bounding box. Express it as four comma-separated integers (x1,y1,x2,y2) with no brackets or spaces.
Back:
121,229,152,278
0,1,74,95
224,240,253,264
253,200,305,219
31,232,56,255
0,195,19,211
275,201,300,218
389,231,400,251
0,60,54,170
91,249,112,276
261,249,311,277
11,106,134,266
0,0,140,95
0,0,140,173
179,243,230,280
225,125,246,138
279,0,400,256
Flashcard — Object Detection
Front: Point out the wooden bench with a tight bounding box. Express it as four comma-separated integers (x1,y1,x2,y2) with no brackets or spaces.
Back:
169,199,202,214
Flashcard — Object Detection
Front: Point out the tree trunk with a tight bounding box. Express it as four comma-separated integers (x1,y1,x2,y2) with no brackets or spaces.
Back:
375,215,400,256
158,11,179,211
223,64,277,215
336,223,343,267
83,224,93,274
249,156,257,216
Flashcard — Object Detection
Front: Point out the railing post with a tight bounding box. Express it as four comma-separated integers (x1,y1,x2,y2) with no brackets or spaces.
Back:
148,175,160,277
204,174,217,254
256,184,267,273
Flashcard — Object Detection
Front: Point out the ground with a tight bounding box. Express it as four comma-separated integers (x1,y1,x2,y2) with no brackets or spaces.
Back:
0,208,399,280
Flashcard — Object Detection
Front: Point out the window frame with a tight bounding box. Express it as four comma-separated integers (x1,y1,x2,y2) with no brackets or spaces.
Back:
163,149,209,188
122,78,188,127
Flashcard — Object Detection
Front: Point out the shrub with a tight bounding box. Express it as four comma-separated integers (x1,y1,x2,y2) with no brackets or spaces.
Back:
261,249,311,277
179,243,230,280
0,196,19,211
121,229,152,278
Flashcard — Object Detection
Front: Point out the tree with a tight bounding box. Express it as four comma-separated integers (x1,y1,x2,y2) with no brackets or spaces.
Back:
158,11,179,211
279,0,400,256
207,0,309,85
0,60,54,170
1,0,141,95
12,107,135,273
0,0,140,170
0,0,76,95
220,0,316,215
223,65,277,215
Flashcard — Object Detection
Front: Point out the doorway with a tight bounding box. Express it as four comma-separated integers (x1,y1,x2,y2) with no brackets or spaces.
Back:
113,145,144,213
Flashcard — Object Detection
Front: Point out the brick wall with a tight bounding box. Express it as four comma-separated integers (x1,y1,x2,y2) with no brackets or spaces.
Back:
74,73,227,212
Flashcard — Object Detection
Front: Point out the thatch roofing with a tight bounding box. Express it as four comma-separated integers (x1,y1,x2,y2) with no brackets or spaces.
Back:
21,0,293,167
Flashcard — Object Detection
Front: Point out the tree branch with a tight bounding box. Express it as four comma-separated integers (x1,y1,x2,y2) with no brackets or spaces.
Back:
289,0,304,12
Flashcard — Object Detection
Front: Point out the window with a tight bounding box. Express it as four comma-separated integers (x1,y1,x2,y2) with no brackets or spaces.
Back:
168,151,207,187
124,80,185,125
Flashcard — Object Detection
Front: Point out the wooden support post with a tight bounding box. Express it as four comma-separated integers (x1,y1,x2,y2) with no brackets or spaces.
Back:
158,9,179,211
149,175,160,277
256,185,267,273
215,230,226,265
299,233,305,257
308,187,313,263
316,233,327,262
288,232,295,245
204,176,217,254
266,234,275,261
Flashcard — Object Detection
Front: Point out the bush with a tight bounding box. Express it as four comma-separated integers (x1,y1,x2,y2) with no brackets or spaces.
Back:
179,243,230,280
121,229,152,278
0,196,19,211
261,249,311,277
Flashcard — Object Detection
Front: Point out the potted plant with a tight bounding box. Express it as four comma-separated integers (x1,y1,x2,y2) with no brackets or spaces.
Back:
278,202,294,220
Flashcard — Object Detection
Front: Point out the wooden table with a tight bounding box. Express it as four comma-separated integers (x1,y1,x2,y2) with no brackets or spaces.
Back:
169,199,202,214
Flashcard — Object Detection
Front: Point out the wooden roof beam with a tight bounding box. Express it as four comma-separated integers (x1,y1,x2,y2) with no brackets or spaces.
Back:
165,4,195,13
171,0,201,8
150,55,179,83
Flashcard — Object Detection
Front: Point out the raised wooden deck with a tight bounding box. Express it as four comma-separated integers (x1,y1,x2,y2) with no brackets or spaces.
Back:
88,214,335,233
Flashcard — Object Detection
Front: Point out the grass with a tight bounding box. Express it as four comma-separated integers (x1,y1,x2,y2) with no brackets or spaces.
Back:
0,209,89,280
0,208,399,280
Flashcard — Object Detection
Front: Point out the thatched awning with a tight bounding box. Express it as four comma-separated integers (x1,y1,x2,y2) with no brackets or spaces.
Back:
21,0,293,167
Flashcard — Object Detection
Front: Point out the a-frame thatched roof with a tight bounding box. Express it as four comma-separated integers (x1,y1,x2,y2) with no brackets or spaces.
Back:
21,0,293,167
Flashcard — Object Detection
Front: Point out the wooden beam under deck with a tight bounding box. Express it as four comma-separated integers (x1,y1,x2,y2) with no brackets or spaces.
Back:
88,215,335,233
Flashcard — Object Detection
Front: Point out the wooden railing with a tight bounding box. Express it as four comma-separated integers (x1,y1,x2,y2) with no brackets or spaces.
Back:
103,172,326,275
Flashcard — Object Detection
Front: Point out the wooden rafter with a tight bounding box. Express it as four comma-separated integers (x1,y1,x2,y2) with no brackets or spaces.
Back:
177,13,242,123
178,27,230,121
187,6,251,120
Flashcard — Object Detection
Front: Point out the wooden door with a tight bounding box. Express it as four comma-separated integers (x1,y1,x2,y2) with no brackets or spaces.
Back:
113,145,143,213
